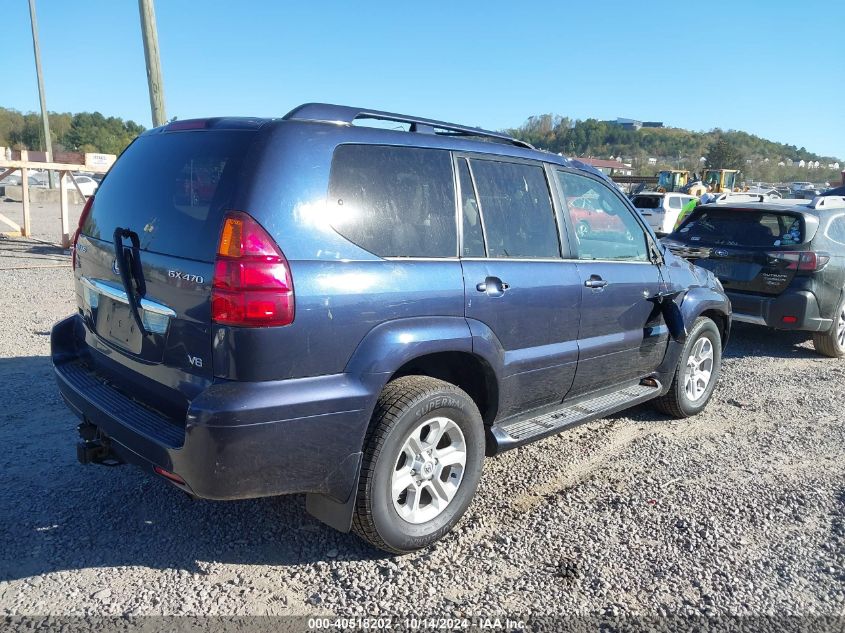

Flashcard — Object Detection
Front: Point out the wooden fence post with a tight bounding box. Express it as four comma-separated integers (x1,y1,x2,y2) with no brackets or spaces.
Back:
20,150,31,237
59,170,70,248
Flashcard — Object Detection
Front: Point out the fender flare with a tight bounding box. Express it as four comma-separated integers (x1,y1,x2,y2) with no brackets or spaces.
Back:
655,285,731,378
308,316,504,532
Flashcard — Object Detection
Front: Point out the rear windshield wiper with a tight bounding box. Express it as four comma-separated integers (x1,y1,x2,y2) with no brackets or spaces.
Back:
113,227,149,335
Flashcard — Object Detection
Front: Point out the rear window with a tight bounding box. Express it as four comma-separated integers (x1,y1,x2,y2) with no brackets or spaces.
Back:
632,195,662,209
327,145,456,258
674,208,804,247
83,131,255,261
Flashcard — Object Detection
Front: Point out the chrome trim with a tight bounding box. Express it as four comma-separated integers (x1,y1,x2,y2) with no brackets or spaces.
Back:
732,313,767,326
80,277,176,317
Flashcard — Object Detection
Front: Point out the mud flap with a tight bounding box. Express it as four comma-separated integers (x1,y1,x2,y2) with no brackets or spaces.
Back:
305,452,362,533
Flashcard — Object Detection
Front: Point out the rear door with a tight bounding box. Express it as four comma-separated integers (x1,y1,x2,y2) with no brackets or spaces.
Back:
555,170,668,398
74,127,257,420
672,207,806,296
457,155,581,418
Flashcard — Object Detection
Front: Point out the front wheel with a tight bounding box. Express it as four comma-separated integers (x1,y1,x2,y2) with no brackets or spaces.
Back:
352,376,485,554
652,317,722,418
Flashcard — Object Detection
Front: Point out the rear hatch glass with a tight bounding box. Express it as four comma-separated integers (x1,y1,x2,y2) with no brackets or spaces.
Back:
670,207,806,296
74,129,257,420
675,208,803,247
83,130,256,261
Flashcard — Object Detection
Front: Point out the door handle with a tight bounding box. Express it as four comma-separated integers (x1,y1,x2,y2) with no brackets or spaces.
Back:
584,275,608,289
476,276,509,296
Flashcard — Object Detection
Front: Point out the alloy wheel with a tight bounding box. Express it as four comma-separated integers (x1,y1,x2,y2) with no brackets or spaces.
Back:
684,336,714,402
391,416,467,524
837,308,845,348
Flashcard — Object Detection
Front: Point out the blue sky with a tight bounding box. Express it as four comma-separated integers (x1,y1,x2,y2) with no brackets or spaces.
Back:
6,0,845,158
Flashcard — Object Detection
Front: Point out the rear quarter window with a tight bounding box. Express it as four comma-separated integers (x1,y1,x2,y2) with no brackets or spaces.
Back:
327,145,456,258
826,215,845,246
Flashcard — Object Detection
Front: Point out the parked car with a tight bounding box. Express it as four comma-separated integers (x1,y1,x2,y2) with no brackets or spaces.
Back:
794,185,824,200
567,199,629,237
631,191,698,235
70,174,99,196
790,181,813,195
52,104,731,553
0,173,43,187
663,196,845,357
746,186,782,199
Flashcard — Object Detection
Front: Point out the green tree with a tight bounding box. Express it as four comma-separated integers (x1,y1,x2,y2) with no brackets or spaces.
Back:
704,136,745,170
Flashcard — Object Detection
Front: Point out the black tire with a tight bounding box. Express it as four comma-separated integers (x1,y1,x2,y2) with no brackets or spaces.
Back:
812,297,845,358
352,376,484,554
653,317,722,418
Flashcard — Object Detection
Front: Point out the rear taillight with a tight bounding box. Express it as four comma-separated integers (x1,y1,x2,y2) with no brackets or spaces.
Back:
767,250,830,272
211,211,294,327
71,195,94,270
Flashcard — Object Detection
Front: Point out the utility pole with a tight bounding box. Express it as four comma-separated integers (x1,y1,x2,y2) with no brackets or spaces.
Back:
27,0,55,188
138,0,167,127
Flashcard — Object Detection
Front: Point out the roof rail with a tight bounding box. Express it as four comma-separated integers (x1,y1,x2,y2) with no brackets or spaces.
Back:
713,192,766,204
283,103,534,150
809,195,845,210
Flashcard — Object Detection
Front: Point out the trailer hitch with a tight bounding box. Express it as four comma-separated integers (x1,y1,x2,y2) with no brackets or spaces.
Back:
76,422,124,466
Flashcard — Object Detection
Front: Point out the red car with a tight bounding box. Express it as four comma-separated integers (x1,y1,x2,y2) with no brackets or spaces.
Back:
567,197,628,237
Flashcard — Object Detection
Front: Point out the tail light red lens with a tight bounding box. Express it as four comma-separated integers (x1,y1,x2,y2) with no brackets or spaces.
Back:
71,195,94,270
767,250,830,272
212,212,294,327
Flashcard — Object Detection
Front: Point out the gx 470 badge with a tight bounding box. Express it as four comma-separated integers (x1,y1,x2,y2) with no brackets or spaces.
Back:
168,270,204,284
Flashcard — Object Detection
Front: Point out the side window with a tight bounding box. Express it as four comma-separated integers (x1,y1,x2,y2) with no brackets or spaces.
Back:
469,159,560,258
457,158,485,257
827,216,845,245
327,145,456,257
668,196,683,209
556,171,649,262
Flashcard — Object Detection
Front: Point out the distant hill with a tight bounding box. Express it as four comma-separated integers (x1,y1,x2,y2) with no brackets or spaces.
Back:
506,115,842,182
0,107,144,156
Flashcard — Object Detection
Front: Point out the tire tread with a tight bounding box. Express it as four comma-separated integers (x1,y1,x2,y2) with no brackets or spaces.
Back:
653,316,718,419
351,375,469,554
812,298,845,358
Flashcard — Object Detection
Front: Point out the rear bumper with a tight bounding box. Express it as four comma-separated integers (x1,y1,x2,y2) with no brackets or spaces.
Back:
51,315,379,502
728,290,832,332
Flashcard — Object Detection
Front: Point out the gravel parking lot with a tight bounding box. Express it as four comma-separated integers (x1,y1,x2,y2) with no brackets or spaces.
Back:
0,199,843,623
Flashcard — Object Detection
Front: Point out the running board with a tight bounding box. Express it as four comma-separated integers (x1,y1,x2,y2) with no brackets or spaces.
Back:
489,380,662,454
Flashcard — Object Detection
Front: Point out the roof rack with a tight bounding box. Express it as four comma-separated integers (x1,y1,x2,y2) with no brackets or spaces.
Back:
809,195,845,210
283,103,534,150
712,192,767,204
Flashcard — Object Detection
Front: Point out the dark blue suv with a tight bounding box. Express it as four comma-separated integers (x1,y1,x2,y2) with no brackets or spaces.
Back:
51,103,731,553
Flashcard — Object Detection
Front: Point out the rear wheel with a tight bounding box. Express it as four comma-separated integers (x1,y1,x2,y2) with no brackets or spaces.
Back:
812,298,845,358
352,376,484,554
653,317,722,418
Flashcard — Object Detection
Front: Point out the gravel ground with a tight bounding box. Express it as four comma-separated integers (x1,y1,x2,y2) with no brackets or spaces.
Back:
0,227,843,625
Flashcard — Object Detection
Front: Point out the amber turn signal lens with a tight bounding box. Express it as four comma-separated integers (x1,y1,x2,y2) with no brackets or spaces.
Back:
218,216,244,258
